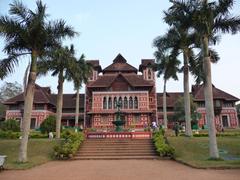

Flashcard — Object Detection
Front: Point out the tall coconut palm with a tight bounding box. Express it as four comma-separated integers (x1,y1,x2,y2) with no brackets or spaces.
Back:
154,52,180,129
153,25,197,136
168,0,240,158
0,0,76,162
66,54,92,128
38,45,76,138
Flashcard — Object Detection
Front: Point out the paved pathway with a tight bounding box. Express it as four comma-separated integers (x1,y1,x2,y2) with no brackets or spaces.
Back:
0,160,239,180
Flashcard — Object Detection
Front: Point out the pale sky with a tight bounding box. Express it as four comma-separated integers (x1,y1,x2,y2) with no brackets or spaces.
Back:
0,0,240,101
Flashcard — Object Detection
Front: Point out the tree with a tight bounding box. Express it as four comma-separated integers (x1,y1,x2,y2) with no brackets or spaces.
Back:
40,115,56,134
0,0,77,162
173,95,201,128
153,52,180,129
0,81,22,119
38,45,76,138
153,24,197,136
168,0,240,159
66,54,92,128
0,81,22,102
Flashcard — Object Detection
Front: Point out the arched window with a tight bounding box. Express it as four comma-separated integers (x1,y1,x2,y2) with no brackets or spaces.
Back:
124,97,128,109
103,97,107,109
129,97,133,109
108,97,112,109
148,69,152,79
134,96,138,109
114,97,117,109
119,97,122,109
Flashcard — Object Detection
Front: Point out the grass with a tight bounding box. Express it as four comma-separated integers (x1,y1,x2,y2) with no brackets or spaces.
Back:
168,136,240,168
0,139,57,169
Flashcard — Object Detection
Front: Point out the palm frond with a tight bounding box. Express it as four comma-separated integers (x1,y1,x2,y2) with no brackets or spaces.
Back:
214,0,234,17
214,16,240,34
9,0,29,22
0,54,20,79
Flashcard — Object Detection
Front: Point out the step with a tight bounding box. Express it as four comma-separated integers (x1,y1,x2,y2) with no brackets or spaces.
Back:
76,152,158,156
79,147,155,151
83,141,153,144
72,155,160,160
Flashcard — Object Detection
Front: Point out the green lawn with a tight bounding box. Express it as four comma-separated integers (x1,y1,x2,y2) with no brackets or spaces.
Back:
0,139,57,169
168,136,240,168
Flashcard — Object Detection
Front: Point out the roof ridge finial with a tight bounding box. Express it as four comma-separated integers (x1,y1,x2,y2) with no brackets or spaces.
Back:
113,53,127,63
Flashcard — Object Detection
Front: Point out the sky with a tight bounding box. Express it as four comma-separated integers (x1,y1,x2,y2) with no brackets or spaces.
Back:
0,0,240,101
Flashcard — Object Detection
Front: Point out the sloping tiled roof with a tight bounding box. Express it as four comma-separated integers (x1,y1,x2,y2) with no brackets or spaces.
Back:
4,84,52,104
157,92,183,107
122,74,153,87
102,54,137,73
4,84,85,109
192,84,239,101
50,94,85,109
87,73,153,88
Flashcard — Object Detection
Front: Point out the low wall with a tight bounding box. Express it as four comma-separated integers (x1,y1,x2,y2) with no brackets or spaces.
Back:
86,131,152,139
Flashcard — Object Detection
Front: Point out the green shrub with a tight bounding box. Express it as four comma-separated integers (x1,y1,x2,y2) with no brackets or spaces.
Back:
0,130,50,139
192,132,240,137
0,119,20,132
40,115,56,134
29,131,49,138
153,131,175,157
54,130,84,159
0,130,20,139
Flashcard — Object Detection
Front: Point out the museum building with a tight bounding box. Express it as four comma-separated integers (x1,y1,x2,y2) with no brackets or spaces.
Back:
3,54,239,129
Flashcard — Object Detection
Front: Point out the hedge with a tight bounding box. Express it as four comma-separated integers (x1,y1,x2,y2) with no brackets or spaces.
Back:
54,130,84,159
0,130,49,139
153,130,175,157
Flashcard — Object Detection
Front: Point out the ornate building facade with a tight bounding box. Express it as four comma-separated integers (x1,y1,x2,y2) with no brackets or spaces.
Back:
3,54,240,129
85,54,157,129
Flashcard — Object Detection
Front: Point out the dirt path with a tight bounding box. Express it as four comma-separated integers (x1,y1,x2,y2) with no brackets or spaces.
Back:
0,160,239,180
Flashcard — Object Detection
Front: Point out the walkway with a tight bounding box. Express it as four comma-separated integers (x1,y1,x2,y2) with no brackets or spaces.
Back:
1,160,239,180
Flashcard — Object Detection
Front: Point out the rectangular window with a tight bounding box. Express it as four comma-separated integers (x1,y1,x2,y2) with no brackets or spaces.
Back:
215,100,221,107
35,104,45,110
9,105,19,110
149,97,153,103
222,115,229,127
30,118,36,129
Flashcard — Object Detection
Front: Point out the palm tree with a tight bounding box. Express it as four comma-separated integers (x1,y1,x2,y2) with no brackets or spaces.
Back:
38,45,76,138
168,0,240,159
66,54,92,128
0,0,76,162
154,52,180,129
153,25,197,136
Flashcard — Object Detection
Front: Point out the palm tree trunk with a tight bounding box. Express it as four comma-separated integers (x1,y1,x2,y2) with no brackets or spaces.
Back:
18,51,37,162
56,71,64,139
202,36,219,158
75,87,80,127
183,50,192,136
163,79,168,129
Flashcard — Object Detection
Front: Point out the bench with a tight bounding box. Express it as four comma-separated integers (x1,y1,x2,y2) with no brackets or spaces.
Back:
0,155,7,170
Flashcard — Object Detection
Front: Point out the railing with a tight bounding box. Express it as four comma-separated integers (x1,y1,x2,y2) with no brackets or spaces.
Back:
86,131,152,139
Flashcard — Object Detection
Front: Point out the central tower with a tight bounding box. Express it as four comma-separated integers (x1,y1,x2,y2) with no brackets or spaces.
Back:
85,54,157,130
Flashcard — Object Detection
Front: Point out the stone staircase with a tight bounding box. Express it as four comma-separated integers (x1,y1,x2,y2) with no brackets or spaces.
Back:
73,139,159,160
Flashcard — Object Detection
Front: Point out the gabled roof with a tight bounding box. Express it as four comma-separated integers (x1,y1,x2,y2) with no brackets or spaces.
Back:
50,94,85,109
87,73,153,88
4,84,86,109
4,84,52,105
102,54,138,74
139,59,156,72
157,92,183,108
192,84,239,102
